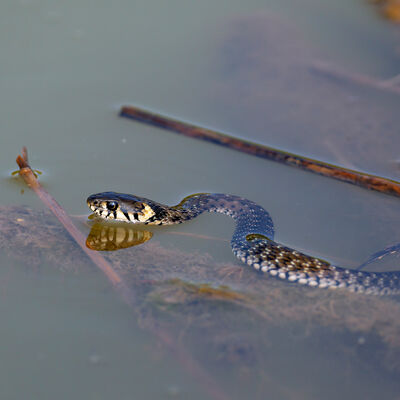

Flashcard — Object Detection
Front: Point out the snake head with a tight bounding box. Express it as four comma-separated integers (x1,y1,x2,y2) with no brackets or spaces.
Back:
87,192,156,223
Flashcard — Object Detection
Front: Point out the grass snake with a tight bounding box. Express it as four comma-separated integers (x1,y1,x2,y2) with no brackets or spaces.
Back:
87,192,400,295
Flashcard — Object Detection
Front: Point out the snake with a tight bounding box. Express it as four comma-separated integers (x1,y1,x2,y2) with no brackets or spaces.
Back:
87,192,400,295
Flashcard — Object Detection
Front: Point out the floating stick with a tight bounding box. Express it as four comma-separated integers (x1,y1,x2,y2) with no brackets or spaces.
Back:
120,106,400,197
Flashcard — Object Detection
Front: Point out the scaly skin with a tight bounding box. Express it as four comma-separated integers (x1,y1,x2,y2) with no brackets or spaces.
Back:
87,192,400,295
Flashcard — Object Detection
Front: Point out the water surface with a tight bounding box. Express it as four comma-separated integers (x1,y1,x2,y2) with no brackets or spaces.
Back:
1,0,400,399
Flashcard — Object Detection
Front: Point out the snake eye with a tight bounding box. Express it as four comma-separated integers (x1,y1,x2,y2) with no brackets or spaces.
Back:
107,201,118,211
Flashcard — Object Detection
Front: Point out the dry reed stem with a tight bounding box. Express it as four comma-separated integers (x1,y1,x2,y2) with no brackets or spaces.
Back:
15,147,231,400
120,106,400,198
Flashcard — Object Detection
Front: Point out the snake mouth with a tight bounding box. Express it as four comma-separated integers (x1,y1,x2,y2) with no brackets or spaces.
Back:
86,194,156,224
88,203,106,217
88,204,110,219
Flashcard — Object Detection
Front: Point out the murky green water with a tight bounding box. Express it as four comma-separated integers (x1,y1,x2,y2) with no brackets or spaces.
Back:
1,0,400,399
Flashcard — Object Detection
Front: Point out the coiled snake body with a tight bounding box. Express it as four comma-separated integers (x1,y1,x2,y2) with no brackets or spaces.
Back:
87,192,400,295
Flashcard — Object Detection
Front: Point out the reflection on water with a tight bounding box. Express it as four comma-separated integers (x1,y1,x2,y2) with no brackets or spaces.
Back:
1,0,400,398
86,221,152,251
1,204,400,399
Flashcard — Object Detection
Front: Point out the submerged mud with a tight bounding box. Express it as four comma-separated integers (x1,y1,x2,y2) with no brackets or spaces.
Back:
1,205,400,396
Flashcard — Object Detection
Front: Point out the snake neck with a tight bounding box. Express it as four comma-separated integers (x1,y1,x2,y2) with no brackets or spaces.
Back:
174,193,275,241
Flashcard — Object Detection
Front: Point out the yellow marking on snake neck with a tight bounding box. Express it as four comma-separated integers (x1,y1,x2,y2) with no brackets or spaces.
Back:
172,192,210,209
138,204,156,222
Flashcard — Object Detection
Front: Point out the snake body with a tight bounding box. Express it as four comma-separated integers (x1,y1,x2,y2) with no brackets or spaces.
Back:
87,192,400,295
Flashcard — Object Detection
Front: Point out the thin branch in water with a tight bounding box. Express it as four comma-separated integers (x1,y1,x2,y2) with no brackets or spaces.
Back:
120,106,400,198
14,147,231,400
168,230,228,242
15,147,124,288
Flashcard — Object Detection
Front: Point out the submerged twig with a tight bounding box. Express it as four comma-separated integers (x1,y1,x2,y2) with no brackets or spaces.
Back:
16,147,124,288
169,231,228,242
15,147,231,400
120,106,400,198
